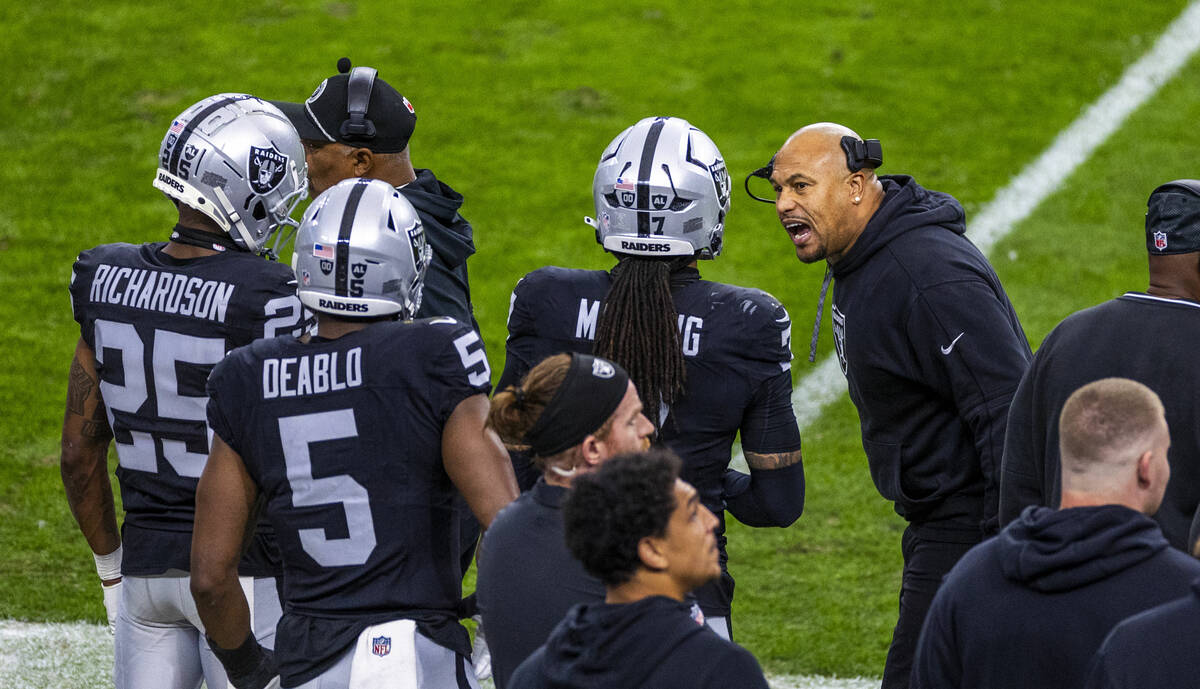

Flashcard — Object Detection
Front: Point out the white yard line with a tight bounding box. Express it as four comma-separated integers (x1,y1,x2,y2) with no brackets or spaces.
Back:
731,0,1200,472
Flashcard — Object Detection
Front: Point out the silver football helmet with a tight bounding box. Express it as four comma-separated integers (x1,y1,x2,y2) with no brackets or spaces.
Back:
586,116,731,259
293,178,431,319
153,93,308,254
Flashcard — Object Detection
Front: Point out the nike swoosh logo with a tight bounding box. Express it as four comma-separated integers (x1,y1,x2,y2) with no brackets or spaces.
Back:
940,332,965,355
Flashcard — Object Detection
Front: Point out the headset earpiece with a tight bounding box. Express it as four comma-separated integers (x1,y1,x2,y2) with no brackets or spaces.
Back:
840,136,883,172
340,65,378,141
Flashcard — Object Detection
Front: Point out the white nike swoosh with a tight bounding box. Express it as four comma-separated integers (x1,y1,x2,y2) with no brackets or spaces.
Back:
940,332,965,355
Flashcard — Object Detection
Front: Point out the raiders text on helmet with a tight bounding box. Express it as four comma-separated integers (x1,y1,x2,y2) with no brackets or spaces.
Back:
586,116,731,259
153,94,308,253
293,178,431,319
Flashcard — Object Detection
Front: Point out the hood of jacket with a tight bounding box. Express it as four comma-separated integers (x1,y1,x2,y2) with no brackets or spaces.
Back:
831,175,965,278
399,168,475,268
536,596,704,689
998,505,1168,593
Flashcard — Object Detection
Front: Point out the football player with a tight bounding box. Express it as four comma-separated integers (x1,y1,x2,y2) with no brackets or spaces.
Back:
499,116,806,637
61,94,310,689
191,177,518,689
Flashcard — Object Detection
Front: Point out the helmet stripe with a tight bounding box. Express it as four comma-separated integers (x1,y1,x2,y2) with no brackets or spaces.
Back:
334,179,371,296
635,118,667,237
168,96,240,179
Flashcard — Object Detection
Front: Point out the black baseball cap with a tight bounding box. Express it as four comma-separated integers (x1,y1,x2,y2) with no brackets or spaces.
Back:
1146,179,1200,255
271,58,416,154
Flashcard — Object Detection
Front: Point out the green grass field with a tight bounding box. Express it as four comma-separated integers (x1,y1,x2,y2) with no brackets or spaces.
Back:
2,0,1198,681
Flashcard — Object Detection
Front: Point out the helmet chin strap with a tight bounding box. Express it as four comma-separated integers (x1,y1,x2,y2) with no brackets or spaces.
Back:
169,224,242,253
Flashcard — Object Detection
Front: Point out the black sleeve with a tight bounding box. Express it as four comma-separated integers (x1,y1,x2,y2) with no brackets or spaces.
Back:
999,360,1046,526
496,275,537,393
909,587,962,689
740,370,802,455
69,248,101,348
701,645,770,689
906,279,1032,534
205,354,251,478
426,320,494,422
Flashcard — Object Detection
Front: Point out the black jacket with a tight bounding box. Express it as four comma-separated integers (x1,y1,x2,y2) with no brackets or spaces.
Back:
830,175,1030,532
508,596,768,689
1086,577,1200,689
1000,293,1200,550
477,479,605,689
911,505,1200,689
400,169,477,329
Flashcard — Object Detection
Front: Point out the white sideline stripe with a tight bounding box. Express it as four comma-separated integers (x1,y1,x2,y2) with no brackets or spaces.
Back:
0,620,877,689
731,0,1200,473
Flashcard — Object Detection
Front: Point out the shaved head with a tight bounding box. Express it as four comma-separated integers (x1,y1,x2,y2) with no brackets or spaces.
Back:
768,122,883,265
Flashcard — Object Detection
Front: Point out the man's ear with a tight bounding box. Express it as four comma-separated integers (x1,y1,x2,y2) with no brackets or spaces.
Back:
579,434,605,470
637,536,669,572
848,171,866,203
1135,450,1154,489
351,148,374,176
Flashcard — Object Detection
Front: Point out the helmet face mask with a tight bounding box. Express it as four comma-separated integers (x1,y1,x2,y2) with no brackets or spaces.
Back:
588,116,731,259
293,178,430,320
153,93,308,254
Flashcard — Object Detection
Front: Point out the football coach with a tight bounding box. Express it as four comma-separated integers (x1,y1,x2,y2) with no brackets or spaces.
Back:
748,122,1031,688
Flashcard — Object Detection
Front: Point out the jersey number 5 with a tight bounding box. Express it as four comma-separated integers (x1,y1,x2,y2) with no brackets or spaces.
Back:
278,409,376,567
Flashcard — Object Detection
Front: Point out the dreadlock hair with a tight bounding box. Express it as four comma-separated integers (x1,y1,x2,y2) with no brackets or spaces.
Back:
487,354,616,473
593,254,694,427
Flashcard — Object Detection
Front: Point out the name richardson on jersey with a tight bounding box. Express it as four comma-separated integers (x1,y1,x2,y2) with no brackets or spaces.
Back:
88,263,235,323
262,347,363,399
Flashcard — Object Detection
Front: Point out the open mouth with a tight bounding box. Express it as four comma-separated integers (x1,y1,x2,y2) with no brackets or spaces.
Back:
783,219,812,244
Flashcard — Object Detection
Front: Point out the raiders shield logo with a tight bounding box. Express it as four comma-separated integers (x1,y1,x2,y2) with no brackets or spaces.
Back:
591,359,616,379
709,159,731,209
351,263,368,279
620,191,636,207
249,145,288,194
652,194,668,210
831,304,848,376
319,259,334,275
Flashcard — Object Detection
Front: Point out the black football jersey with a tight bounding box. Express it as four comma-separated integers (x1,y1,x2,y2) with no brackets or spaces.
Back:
70,242,309,576
206,317,491,685
500,265,801,616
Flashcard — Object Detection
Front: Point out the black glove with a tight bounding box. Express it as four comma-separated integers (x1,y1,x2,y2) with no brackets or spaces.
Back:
208,632,279,689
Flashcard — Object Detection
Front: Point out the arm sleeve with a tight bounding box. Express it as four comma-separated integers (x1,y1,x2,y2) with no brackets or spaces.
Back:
205,357,250,478
905,279,1032,534
909,588,962,689
722,460,805,527
999,362,1047,526
702,645,770,689
496,276,536,392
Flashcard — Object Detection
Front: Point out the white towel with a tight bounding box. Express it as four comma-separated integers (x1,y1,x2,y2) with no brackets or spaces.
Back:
347,618,418,689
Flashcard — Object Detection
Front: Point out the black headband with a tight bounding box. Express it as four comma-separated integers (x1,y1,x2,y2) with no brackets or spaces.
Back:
525,354,631,457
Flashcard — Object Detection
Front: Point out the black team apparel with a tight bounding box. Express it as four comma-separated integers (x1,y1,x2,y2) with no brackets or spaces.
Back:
70,241,309,579
825,175,1031,688
1000,293,1200,550
499,266,803,621
206,318,491,687
401,168,478,329
911,505,1200,689
1085,577,1200,689
476,478,605,689
507,596,768,689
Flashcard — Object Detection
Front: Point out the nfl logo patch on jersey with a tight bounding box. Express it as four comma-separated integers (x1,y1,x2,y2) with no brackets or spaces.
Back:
372,635,391,657
1154,230,1168,251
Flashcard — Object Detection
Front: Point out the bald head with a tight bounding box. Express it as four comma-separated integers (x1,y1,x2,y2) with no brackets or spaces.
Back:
1059,378,1170,513
769,122,884,265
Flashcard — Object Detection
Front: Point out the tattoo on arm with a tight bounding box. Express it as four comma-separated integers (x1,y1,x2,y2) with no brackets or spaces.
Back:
67,357,94,417
745,449,803,471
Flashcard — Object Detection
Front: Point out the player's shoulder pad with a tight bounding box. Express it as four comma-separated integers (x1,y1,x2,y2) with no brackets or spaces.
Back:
517,266,609,295
724,286,793,361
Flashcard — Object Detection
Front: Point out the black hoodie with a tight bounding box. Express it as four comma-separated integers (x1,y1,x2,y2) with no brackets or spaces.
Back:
399,169,478,329
1086,577,1200,689
829,175,1030,532
508,596,768,689
911,505,1200,689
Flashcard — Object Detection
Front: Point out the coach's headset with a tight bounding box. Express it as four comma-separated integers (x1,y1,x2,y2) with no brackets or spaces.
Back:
338,58,378,142
744,136,883,203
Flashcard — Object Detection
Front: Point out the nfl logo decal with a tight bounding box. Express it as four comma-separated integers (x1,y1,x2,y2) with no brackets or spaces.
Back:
372,635,391,657
1154,230,1168,251
832,305,848,376
249,145,289,194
